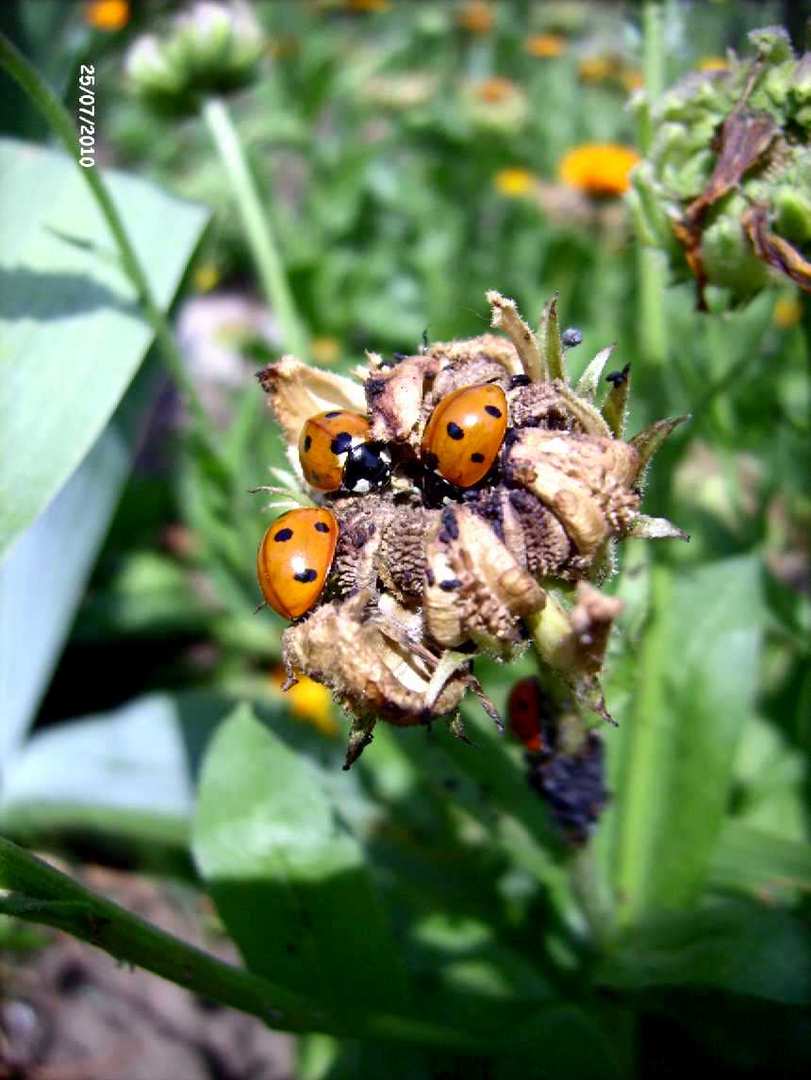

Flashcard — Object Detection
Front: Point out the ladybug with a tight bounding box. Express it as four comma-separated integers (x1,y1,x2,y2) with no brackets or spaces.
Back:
299,411,370,491
341,440,392,494
420,384,508,488
256,507,338,619
507,676,547,753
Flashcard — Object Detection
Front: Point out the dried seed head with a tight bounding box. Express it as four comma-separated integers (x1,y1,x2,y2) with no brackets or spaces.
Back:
257,291,685,764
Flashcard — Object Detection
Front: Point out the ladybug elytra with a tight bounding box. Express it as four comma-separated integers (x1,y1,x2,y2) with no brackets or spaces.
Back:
421,384,508,488
299,411,370,491
257,507,338,619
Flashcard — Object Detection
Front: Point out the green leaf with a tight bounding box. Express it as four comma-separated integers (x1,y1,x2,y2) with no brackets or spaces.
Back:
709,821,811,900
192,704,410,1021
598,900,811,1004
0,136,208,556
607,556,763,921
0,362,158,765
0,691,231,846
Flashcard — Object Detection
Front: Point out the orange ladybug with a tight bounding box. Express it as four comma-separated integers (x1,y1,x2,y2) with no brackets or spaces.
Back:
298,411,370,491
421,384,508,488
507,676,547,753
257,507,338,619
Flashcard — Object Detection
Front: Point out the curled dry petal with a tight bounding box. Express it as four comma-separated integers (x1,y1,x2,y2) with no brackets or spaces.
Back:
257,355,366,446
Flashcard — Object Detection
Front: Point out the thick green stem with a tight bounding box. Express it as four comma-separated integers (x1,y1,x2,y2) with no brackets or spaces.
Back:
636,2,668,368
202,97,307,358
0,31,216,444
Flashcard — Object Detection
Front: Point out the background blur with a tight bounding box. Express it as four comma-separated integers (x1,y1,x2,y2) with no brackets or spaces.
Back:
0,2,809,1078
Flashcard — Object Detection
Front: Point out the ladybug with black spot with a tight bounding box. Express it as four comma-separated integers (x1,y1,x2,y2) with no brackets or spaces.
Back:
256,507,338,619
421,384,508,488
298,411,370,491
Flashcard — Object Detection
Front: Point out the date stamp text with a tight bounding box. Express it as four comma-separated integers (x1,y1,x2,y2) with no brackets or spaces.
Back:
78,65,96,168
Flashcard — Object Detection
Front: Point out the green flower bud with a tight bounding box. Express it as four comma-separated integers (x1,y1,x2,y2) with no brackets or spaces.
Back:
631,25,811,307
126,1,263,115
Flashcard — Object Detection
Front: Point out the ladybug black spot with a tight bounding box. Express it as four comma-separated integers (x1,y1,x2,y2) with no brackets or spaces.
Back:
303,434,312,452
274,528,293,542
294,568,318,583
470,452,485,463
484,404,502,418
314,521,330,533
325,410,343,419
447,421,464,440
330,432,353,455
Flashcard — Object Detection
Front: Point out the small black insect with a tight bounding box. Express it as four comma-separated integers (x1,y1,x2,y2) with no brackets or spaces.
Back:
561,327,583,348
606,363,631,387
341,441,392,494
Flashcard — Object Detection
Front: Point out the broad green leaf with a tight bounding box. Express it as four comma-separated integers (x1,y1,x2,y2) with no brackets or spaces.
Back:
0,692,230,846
0,361,158,766
607,556,762,921
0,136,208,556
193,704,410,1021
598,900,811,1004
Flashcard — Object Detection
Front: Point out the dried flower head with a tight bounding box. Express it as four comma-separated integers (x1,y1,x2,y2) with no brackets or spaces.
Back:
632,26,811,308
257,293,686,767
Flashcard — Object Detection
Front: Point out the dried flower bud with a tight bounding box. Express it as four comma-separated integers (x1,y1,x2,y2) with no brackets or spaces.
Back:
632,25,811,307
257,292,685,765
126,0,263,114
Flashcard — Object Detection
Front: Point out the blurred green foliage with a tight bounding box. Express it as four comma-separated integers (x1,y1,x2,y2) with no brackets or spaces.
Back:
0,1,810,1077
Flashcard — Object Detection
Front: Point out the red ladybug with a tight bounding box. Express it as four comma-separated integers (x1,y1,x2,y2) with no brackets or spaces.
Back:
298,411,370,492
421,384,508,488
256,507,338,619
507,677,546,753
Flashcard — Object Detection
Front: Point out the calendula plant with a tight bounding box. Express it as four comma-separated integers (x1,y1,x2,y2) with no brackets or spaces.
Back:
631,25,811,309
255,290,687,775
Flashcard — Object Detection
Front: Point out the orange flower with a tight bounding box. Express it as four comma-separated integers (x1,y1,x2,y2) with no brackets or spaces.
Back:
525,33,566,59
493,167,537,198
558,143,640,198
475,76,516,104
345,0,390,11
457,1,494,34
85,0,129,31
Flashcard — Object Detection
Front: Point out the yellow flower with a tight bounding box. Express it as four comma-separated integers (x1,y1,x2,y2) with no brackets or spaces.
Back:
475,76,517,104
698,56,729,72
493,168,537,198
558,143,640,198
525,33,566,59
193,262,221,293
457,1,494,34
773,294,803,329
271,667,338,737
577,55,614,84
310,336,341,365
85,0,130,31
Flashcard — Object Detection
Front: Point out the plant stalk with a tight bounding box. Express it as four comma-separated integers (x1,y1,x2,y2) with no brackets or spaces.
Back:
0,31,217,447
202,97,307,358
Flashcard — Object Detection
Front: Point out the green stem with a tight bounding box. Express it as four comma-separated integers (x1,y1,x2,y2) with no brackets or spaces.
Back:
0,32,216,446
636,2,669,369
202,97,307,358
0,837,323,1032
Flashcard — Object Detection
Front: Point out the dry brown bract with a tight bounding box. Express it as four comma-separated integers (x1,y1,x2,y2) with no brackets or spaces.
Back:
258,292,686,766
